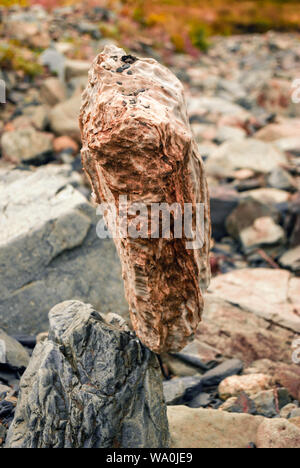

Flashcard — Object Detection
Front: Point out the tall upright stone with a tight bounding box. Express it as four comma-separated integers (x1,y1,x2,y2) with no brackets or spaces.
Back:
5,301,170,448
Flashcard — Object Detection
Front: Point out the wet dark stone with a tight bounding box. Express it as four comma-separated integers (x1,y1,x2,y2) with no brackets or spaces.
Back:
201,359,244,388
170,352,209,372
187,392,213,408
210,192,239,240
12,335,36,349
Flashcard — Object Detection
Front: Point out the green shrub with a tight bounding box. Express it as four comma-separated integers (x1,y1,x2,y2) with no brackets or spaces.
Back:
189,23,210,52
0,43,43,77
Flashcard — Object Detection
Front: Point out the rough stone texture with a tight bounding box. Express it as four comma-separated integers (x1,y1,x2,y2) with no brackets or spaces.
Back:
0,164,127,335
256,418,300,449
208,269,300,333
5,300,170,448
79,45,211,353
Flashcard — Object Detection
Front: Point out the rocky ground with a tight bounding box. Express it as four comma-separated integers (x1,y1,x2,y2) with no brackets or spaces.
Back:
0,4,300,448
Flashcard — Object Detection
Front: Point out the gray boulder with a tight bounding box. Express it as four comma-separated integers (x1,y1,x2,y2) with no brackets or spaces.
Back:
0,329,29,368
5,301,170,448
1,126,54,165
0,164,128,335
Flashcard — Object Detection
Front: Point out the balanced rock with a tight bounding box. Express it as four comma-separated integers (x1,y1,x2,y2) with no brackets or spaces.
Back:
79,45,211,353
5,301,170,448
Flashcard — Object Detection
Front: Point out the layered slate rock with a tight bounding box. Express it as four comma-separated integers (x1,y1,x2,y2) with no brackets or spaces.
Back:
5,301,170,448
0,164,127,335
79,45,211,353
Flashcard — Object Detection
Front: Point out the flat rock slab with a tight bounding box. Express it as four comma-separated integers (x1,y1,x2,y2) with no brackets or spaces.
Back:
197,293,296,365
1,127,54,165
205,139,287,178
5,301,169,448
0,164,127,335
168,406,300,448
208,269,300,333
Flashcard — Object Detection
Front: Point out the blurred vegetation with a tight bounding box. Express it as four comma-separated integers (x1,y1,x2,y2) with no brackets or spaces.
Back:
0,0,27,5
120,0,300,53
0,41,44,77
0,0,299,57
